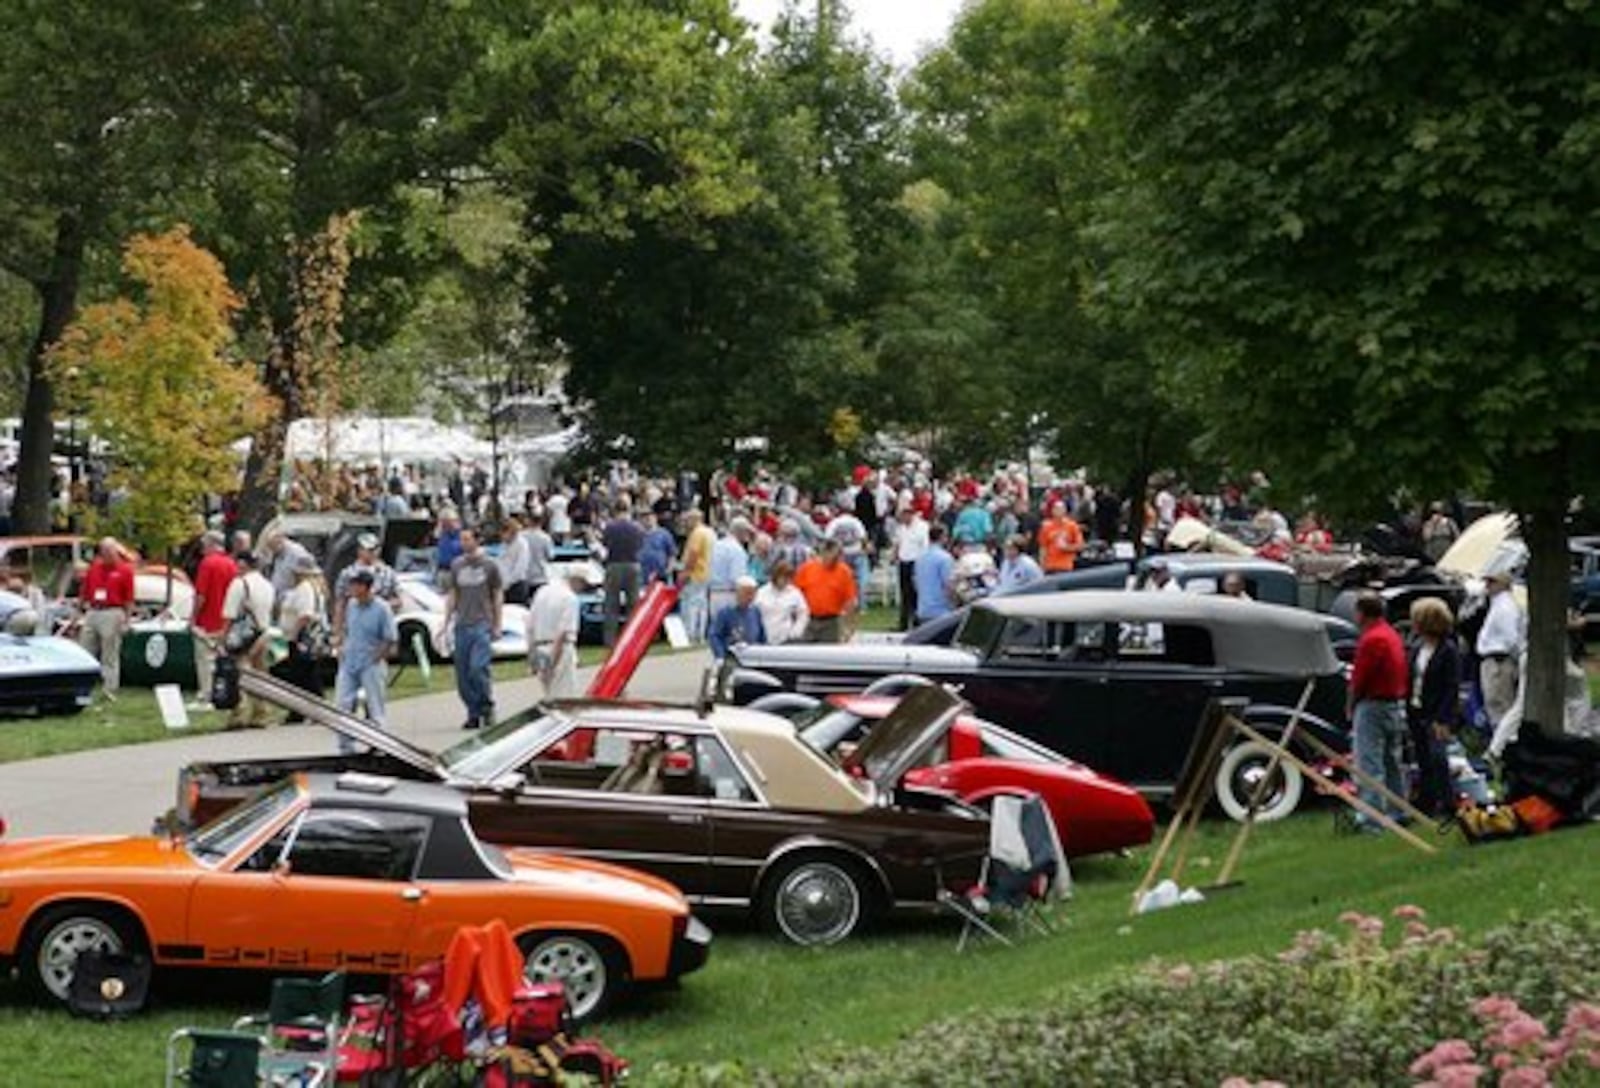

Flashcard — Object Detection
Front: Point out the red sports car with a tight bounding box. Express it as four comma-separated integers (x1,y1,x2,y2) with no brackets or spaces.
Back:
792,693,1155,858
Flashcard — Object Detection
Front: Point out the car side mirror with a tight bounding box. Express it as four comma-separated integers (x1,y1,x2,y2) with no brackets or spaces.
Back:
490,771,526,794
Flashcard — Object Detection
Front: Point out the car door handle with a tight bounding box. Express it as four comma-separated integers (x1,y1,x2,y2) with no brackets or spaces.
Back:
400,887,425,902
667,813,705,824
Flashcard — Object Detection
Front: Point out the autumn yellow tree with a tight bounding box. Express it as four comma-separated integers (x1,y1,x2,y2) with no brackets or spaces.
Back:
48,227,268,557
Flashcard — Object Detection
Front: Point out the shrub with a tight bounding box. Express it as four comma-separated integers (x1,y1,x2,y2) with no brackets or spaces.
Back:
642,907,1600,1087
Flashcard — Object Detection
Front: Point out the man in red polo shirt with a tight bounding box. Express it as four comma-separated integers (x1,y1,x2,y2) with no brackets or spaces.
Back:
190,531,238,711
77,537,136,699
1347,592,1410,830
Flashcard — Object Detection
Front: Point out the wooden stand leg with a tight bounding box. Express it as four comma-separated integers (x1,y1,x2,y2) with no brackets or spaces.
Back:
1229,720,1436,854
1217,680,1316,885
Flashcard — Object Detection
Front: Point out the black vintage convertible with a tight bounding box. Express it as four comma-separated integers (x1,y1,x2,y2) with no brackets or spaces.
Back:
727,591,1348,822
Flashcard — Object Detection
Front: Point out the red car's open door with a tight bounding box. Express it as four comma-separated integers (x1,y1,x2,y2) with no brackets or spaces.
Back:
585,580,679,699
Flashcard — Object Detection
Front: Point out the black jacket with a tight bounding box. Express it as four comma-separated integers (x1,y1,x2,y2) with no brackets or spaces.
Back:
1407,635,1462,726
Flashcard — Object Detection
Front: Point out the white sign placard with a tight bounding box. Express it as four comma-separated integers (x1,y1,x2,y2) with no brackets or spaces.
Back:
155,684,190,729
662,614,690,649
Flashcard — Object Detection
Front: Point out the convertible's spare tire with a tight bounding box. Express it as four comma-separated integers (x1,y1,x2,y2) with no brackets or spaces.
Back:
760,854,870,946
519,931,625,1022
21,903,145,1006
1215,738,1304,823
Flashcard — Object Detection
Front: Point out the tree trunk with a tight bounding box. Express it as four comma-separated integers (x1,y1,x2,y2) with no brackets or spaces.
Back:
14,213,85,534
1521,497,1570,742
235,323,300,536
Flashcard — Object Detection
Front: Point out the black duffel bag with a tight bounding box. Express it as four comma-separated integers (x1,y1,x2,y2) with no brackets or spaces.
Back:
211,654,240,710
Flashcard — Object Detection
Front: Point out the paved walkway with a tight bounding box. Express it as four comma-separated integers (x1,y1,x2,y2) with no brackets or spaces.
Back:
0,650,712,838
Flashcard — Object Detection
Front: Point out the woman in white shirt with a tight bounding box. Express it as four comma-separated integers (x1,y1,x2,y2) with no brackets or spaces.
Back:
278,555,329,710
754,560,810,645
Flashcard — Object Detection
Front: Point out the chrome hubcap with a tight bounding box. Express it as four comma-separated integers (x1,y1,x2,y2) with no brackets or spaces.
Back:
776,863,860,946
525,938,605,1020
38,918,122,1002
1236,761,1286,810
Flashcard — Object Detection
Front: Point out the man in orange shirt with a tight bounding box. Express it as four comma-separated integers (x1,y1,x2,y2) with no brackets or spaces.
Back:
793,540,857,644
1039,500,1084,573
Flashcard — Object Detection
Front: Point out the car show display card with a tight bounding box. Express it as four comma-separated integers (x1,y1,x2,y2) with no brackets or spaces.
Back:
155,684,189,729
662,614,690,649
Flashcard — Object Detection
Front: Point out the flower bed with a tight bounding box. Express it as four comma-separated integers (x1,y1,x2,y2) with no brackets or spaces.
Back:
646,907,1600,1087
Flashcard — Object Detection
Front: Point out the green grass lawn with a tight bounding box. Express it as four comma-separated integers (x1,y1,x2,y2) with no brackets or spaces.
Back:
1,813,1594,1085
0,649,608,765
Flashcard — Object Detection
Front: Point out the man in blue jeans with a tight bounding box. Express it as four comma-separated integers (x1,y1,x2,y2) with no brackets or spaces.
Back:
1347,592,1410,829
444,528,504,730
335,570,398,754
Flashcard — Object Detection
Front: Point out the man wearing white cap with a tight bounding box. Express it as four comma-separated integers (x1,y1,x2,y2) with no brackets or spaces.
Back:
1476,569,1524,727
708,576,766,661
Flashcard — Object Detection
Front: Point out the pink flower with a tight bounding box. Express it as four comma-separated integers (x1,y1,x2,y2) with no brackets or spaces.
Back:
1167,964,1195,986
1498,1066,1549,1088
1405,921,1431,940
1412,1040,1478,1075
1474,996,1519,1022
1393,903,1427,920
1219,1078,1254,1088
1433,1064,1484,1088
1337,910,1367,926
1498,1016,1548,1050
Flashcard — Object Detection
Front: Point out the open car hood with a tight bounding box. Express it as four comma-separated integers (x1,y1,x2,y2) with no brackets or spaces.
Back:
237,669,446,779
841,684,968,791
1436,512,1524,580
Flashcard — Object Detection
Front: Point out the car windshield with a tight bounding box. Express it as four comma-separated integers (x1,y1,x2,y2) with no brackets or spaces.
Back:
440,707,569,781
978,725,1060,765
797,706,868,757
953,606,1005,654
186,779,300,867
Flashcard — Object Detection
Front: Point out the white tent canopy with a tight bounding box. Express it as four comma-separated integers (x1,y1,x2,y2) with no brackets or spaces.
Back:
237,416,494,466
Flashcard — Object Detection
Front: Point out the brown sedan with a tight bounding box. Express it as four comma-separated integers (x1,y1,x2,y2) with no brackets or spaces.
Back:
174,674,989,946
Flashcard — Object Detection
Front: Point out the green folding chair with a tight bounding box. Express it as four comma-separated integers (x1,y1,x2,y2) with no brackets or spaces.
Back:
235,971,346,1087
165,1028,263,1088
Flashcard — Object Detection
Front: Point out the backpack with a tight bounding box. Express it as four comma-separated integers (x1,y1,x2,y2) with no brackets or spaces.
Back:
294,588,331,659
211,655,240,709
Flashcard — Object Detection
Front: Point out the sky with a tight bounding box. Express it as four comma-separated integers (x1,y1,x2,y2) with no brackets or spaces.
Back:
733,0,966,69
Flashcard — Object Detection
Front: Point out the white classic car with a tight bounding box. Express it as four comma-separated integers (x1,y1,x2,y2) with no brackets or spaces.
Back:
394,575,531,663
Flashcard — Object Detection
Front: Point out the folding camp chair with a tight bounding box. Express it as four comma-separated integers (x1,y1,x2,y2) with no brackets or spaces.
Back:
165,1028,263,1088
234,970,345,1087
940,793,1069,952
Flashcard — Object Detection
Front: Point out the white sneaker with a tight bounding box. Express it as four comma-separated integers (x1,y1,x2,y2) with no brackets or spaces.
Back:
185,700,213,712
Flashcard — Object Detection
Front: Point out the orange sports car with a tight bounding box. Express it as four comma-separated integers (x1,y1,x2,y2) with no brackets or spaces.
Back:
0,773,710,1020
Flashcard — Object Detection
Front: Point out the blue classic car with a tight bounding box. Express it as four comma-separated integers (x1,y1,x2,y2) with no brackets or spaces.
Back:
0,590,101,715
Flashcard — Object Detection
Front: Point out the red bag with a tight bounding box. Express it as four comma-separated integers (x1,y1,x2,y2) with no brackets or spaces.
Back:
1511,794,1564,834
507,984,571,1049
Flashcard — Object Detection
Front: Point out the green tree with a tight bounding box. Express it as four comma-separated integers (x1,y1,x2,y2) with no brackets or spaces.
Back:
177,0,478,531
476,1,881,471
904,0,1195,509
48,228,269,556
0,1,201,532
1100,0,1600,732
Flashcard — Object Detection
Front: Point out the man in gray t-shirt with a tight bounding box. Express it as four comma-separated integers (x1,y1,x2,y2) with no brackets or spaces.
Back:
444,529,503,730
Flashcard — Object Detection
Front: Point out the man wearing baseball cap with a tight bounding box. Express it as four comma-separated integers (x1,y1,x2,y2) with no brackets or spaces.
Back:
333,531,399,645
335,568,398,748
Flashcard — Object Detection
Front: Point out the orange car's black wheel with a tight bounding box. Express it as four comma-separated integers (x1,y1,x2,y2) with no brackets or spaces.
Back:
516,931,627,1022
19,902,147,1006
